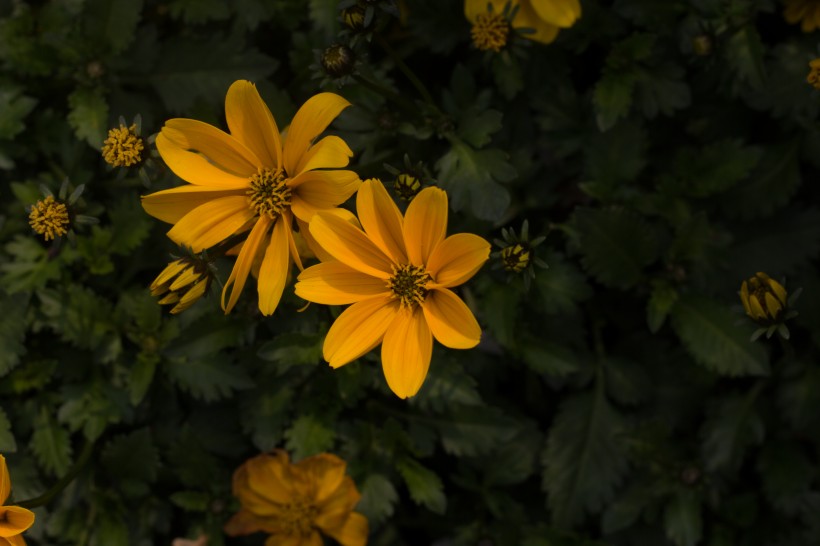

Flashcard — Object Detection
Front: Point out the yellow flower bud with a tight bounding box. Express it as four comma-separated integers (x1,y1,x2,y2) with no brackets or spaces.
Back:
150,258,212,314
500,243,531,273
739,272,788,324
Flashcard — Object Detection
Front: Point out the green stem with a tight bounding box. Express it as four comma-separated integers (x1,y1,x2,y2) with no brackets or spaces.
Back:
17,440,95,509
375,35,441,115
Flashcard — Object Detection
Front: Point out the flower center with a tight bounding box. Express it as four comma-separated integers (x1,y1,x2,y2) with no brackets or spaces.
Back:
29,195,70,241
388,264,432,308
101,124,144,167
280,500,318,537
247,168,292,220
471,11,510,52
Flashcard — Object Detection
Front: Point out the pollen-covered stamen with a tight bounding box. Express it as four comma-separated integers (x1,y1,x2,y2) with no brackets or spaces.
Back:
388,264,433,308
471,11,510,52
247,168,292,220
102,124,144,167
29,195,70,241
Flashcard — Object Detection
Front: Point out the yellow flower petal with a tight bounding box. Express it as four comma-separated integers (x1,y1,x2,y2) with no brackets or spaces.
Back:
225,80,283,170
5,534,27,546
162,119,261,176
296,210,361,263
426,233,490,287
739,280,751,315
515,1,560,44
257,217,290,316
224,508,272,536
296,453,347,504
749,295,767,321
166,196,255,252
283,93,351,177
423,288,481,349
141,185,245,224
236,451,296,510
314,477,361,533
381,306,433,398
222,216,272,313
264,532,321,546
295,135,353,174
529,0,580,28
295,262,389,305
403,186,448,267
767,278,788,306
309,213,393,279
0,506,35,537
356,179,407,264
156,132,251,188
289,170,361,223
323,295,399,367
323,512,369,546
284,211,304,272
0,456,9,505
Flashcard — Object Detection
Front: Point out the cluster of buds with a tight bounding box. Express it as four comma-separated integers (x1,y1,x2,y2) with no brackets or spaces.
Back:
492,219,547,290
383,154,434,202
739,272,800,341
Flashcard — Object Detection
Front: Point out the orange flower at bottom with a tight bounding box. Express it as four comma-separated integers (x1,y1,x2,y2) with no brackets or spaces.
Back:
0,455,35,546
225,451,368,546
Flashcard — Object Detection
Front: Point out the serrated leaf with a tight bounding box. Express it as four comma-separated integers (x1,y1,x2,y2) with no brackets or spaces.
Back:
604,357,650,406
534,251,592,314
413,360,482,412
0,235,63,293
0,407,17,452
670,297,769,377
357,474,399,524
593,71,636,132
521,342,580,378
396,458,446,514
602,481,655,535
170,491,210,511
571,208,659,289
285,415,335,461
725,26,766,90
437,405,518,457
256,332,323,368
102,428,159,496
241,389,293,452
758,442,815,516
129,352,158,406
635,63,691,119
664,491,702,546
668,140,760,198
484,425,542,486
67,87,108,148
30,408,72,477
435,142,514,221
585,121,646,185
701,394,764,472
83,0,142,53
459,108,503,148
150,37,277,113
166,357,253,402
0,87,37,140
107,196,153,254
542,390,629,528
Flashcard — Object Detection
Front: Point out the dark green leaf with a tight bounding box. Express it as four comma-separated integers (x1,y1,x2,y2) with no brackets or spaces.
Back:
357,474,399,524
285,415,335,461
30,408,72,476
67,87,108,148
397,458,446,515
663,491,702,546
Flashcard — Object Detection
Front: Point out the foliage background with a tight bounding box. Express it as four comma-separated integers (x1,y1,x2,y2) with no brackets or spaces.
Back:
2,0,820,544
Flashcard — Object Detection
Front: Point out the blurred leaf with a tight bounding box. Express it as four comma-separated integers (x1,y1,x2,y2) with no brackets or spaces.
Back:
571,208,659,289
701,394,765,472
397,458,446,515
107,197,153,255
484,424,542,486
168,0,230,23
285,415,335,461
521,342,580,378
166,357,253,402
0,292,27,376
667,139,760,198
664,491,702,546
170,491,210,511
0,87,36,140
309,0,338,37
83,0,143,53
758,442,815,516
436,142,514,221
102,428,159,497
67,87,108,148
241,388,293,452
584,121,646,185
0,407,16,452
534,251,592,315
777,365,820,431
634,63,691,119
0,235,63,293
604,357,650,406
647,280,678,333
542,389,629,528
150,36,277,113
670,297,769,377
593,71,635,132
437,405,518,457
257,332,323,368
31,407,72,476
725,26,766,90
357,474,399,524
459,108,503,149
129,352,158,406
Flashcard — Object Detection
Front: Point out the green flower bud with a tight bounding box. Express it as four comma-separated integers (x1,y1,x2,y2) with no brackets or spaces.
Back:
393,173,422,201
500,243,531,273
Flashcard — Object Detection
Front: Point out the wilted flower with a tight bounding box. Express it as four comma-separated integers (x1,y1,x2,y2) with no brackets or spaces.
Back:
150,256,214,314
0,455,35,546
784,0,820,31
295,179,489,399
224,451,368,546
141,80,360,315
465,0,581,46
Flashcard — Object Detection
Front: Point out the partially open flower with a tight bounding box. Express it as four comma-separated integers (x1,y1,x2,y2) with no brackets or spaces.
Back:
492,219,547,290
102,121,145,167
150,255,214,314
321,43,356,78
739,272,800,341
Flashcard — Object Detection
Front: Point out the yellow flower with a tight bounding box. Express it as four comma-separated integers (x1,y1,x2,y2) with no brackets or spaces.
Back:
465,0,581,45
141,80,361,315
784,0,820,31
295,179,490,399
0,455,35,546
739,272,788,325
224,451,368,546
28,195,70,241
101,123,144,167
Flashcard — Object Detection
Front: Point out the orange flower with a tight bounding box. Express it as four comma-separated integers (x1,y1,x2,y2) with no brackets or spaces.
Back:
465,0,581,45
225,451,368,546
142,80,360,315
294,179,490,398
0,455,35,546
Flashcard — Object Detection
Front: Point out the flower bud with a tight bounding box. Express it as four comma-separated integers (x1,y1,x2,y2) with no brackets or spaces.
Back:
393,173,422,201
321,44,356,78
102,123,145,167
739,272,788,324
342,5,366,31
150,257,212,314
500,243,531,273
